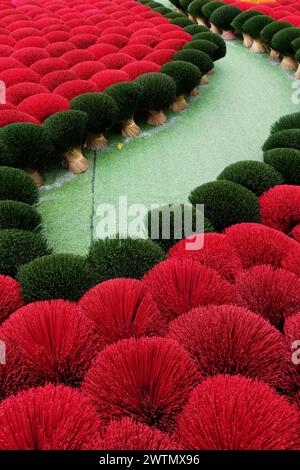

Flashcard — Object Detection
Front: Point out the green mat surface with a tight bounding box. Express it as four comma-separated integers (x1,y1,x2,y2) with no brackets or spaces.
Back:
39,41,298,255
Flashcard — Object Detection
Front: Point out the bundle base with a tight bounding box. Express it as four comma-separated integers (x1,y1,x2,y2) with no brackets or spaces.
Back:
64,146,89,174
189,87,199,97
242,33,253,48
122,118,141,138
86,132,108,150
269,48,281,61
280,56,297,71
25,168,43,188
195,17,207,26
200,74,209,85
210,23,220,34
250,39,267,54
171,95,188,112
222,30,236,40
147,110,167,126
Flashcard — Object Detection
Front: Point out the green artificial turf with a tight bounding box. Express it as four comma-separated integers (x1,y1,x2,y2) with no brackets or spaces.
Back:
39,41,297,255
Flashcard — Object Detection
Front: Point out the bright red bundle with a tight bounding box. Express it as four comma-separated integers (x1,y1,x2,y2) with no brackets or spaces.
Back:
0,275,24,325
18,93,69,122
122,60,160,79
100,418,180,450
82,337,199,431
259,185,300,234
53,79,98,100
144,49,175,65
169,233,242,283
0,109,39,125
143,258,234,322
168,304,288,389
235,264,300,328
0,300,99,387
7,82,49,105
0,384,102,450
224,223,298,269
91,69,130,91
79,278,166,347
175,375,300,450
46,42,75,57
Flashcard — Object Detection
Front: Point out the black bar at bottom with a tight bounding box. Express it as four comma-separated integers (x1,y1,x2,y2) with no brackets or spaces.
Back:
0,451,299,467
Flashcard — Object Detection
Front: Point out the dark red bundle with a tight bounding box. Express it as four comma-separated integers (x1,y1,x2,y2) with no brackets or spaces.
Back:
102,26,131,37
88,43,118,59
130,5,150,15
0,45,13,56
234,265,300,328
129,34,160,47
53,79,98,100
71,25,101,36
46,42,75,57
36,17,61,29
0,300,99,387
97,19,123,29
131,28,162,38
18,92,69,121
148,17,169,26
0,35,16,47
282,246,300,276
271,8,296,19
144,49,175,65
120,15,143,26
45,31,70,43
70,33,98,49
61,49,96,67
79,278,166,348
7,21,38,32
156,24,181,34
175,375,300,450
0,109,40,125
225,223,298,269
101,5,121,15
169,233,242,283
40,70,79,91
121,44,152,60
91,69,130,91
0,327,30,401
42,24,70,33
100,418,180,450
0,67,40,87
0,57,24,72
156,39,188,51
168,304,287,389
0,384,102,450
143,258,234,322
162,31,192,41
100,33,129,48
15,37,49,49
30,57,68,76
3,14,29,26
101,52,135,69
82,337,199,431
71,61,105,79
259,185,300,234
122,60,160,79
11,27,42,40
291,224,300,243
7,82,49,105
280,15,300,26
127,21,154,33
0,275,24,325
